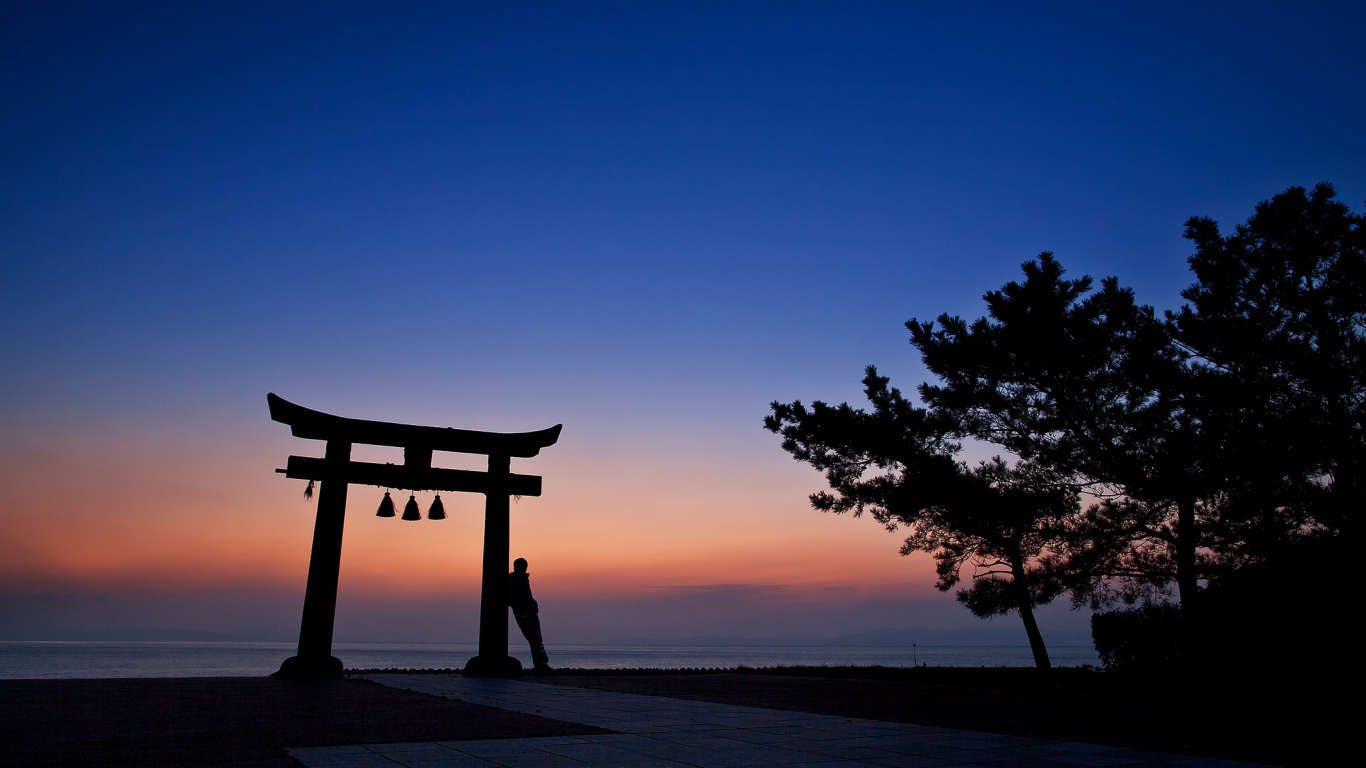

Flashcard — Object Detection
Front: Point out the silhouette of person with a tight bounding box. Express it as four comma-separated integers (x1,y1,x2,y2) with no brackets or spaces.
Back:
508,557,551,673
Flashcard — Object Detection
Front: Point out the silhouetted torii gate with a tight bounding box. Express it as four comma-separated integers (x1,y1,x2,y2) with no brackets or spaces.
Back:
267,393,561,679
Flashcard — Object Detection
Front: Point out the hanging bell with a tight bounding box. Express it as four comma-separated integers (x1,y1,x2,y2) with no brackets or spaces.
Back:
376,491,396,518
428,494,446,520
401,493,422,521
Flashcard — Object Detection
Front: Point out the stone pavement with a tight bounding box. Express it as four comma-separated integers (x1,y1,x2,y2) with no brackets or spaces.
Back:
286,674,1273,768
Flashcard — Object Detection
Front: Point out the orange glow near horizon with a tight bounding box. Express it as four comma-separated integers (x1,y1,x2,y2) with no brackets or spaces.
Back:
0,422,941,606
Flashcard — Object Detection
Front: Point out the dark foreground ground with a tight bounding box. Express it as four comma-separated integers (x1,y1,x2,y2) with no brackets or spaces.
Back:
0,676,605,768
538,666,1344,767
0,668,1343,767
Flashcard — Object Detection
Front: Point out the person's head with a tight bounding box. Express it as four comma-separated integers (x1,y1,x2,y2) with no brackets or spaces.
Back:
513,557,528,573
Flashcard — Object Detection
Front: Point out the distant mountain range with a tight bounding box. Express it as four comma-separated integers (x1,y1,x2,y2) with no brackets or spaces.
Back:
627,626,1094,647
3,621,1093,648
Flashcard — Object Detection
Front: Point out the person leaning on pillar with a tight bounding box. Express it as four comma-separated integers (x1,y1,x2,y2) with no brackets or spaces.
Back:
508,557,552,674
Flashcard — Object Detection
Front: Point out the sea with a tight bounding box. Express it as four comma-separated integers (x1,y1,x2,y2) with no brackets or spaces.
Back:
0,642,1100,678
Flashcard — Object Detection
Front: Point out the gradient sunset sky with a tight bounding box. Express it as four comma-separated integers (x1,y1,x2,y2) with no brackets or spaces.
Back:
3,1,1363,645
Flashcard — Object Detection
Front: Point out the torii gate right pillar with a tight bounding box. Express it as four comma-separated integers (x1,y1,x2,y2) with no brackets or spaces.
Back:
464,453,522,677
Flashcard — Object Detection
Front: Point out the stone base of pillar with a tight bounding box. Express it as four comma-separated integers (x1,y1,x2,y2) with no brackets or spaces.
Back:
274,654,344,679
462,655,524,677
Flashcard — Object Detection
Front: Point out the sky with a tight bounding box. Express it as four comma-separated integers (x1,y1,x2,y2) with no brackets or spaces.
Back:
2,1,1363,647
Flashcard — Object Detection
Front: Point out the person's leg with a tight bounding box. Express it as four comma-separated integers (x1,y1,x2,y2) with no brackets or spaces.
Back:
515,611,549,667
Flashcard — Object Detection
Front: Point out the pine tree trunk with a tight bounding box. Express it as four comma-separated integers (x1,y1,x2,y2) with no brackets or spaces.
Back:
1328,424,1359,538
1009,543,1051,671
1176,497,1198,611
1174,496,1202,673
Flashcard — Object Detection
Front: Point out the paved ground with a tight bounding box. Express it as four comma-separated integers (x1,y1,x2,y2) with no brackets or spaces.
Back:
287,674,1274,768
0,677,604,768
529,671,1341,767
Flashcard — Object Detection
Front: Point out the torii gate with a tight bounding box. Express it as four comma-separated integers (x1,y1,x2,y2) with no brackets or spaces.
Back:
267,393,561,678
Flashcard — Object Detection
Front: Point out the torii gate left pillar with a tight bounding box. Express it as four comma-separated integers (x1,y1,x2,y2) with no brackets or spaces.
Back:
267,394,561,679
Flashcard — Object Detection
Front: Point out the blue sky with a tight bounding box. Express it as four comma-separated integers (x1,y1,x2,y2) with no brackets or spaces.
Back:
2,1,1363,644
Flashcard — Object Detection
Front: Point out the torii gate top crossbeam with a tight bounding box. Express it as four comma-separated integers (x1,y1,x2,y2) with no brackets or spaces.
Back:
267,393,562,457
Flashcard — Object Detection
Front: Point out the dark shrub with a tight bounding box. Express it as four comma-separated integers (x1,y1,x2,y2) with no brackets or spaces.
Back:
1090,603,1185,673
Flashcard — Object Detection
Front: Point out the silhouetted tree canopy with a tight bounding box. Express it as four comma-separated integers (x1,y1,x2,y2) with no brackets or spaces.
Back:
907,253,1208,608
766,183,1361,671
766,368,1077,669
1172,182,1364,545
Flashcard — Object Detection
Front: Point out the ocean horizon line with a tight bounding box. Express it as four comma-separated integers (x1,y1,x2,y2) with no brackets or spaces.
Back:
1,639,1098,648
1,640,1102,679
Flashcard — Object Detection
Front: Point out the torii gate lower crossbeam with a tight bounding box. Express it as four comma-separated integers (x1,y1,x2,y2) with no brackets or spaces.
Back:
267,394,560,679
